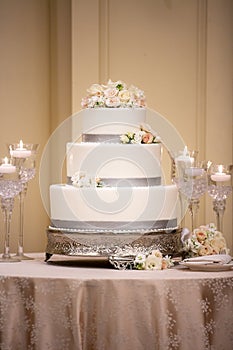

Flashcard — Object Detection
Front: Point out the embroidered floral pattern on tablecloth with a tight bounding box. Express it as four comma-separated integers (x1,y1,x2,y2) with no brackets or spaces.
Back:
0,273,232,350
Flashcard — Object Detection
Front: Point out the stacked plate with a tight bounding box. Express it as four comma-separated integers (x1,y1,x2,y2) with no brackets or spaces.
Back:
180,254,233,271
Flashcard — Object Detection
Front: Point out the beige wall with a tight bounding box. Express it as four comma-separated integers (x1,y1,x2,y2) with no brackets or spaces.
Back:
0,0,71,253
0,0,232,254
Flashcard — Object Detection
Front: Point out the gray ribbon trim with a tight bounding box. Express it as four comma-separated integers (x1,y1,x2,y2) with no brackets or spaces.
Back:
51,219,177,231
67,177,161,186
82,134,122,143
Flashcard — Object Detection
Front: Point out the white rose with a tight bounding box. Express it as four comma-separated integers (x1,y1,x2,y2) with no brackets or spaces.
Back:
104,87,118,98
120,134,130,144
134,253,146,270
105,97,121,107
131,132,142,144
151,249,163,259
118,90,131,103
87,84,103,96
145,255,162,270
81,97,89,108
135,253,146,264
106,79,126,89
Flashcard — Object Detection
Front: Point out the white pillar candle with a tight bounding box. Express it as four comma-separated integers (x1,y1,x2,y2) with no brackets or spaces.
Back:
211,173,231,182
211,165,231,182
175,146,194,164
10,140,32,158
0,157,16,174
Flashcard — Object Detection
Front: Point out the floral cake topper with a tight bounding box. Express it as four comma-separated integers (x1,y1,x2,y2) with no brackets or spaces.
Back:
81,79,146,108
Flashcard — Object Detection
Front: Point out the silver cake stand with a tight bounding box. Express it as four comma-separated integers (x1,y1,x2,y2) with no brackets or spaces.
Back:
45,227,182,269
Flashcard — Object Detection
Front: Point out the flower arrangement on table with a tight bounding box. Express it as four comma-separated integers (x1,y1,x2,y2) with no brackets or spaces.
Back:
120,125,160,144
71,172,104,188
134,249,174,270
182,223,229,258
81,79,146,108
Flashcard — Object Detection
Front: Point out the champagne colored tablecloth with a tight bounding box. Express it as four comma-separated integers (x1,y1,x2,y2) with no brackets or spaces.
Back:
0,253,232,350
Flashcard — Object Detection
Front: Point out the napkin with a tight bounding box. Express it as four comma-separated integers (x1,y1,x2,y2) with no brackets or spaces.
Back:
183,254,232,265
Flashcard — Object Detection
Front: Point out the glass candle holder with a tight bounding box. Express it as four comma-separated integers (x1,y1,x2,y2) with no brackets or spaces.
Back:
8,142,39,260
208,164,232,232
174,160,208,232
0,157,24,262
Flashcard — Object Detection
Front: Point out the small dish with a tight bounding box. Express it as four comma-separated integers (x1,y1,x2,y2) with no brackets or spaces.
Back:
179,261,233,272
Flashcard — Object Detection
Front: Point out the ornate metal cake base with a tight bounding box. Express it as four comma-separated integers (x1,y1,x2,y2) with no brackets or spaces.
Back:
45,227,182,269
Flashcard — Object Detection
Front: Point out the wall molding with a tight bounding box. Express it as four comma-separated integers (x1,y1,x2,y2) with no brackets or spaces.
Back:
195,0,208,225
196,0,207,159
99,0,109,83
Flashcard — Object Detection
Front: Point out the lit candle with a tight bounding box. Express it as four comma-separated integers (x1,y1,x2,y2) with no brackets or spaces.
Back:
175,146,194,164
10,140,32,158
0,157,16,174
211,165,231,182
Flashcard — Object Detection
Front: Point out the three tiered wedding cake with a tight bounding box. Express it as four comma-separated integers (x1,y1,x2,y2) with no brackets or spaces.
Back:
49,80,179,233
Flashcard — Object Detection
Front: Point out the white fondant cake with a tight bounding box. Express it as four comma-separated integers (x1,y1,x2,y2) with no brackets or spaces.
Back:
81,107,146,136
50,184,178,231
67,143,162,185
49,80,179,232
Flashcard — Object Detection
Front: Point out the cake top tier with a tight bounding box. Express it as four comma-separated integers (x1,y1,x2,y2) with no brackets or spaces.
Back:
81,79,146,109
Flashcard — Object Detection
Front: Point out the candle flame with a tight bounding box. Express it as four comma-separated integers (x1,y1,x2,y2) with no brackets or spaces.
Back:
183,146,188,155
218,165,223,173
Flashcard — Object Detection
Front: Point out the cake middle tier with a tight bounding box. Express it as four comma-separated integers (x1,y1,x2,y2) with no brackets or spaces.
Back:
67,142,162,185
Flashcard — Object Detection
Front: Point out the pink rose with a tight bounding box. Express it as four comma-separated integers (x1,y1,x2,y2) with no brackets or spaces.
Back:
142,132,154,144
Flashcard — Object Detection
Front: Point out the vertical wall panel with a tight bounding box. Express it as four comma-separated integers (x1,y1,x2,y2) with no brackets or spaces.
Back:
71,0,99,113
205,0,233,251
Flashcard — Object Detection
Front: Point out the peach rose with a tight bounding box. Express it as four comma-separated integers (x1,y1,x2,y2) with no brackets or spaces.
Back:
194,229,207,242
161,259,168,269
142,132,154,144
198,244,213,256
210,237,226,251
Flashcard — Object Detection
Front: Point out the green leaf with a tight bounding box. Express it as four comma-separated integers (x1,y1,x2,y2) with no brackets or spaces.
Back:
116,84,124,91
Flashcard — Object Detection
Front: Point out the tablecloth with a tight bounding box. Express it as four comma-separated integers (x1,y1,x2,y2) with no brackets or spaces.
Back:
0,253,232,350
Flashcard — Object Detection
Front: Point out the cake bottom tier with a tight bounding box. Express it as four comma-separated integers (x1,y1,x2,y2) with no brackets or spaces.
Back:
50,184,179,232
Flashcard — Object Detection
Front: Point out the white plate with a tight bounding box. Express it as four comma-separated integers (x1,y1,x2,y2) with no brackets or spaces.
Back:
179,261,233,272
